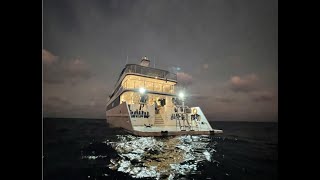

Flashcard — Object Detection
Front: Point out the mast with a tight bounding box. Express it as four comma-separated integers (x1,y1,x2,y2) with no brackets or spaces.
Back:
126,55,128,65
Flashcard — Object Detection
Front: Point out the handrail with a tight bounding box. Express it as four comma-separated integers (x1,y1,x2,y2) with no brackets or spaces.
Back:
121,64,177,82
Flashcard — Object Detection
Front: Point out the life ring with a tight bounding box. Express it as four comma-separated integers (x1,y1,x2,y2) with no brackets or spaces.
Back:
192,109,197,114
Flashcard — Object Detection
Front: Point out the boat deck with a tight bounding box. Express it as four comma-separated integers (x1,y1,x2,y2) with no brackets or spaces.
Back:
131,125,223,137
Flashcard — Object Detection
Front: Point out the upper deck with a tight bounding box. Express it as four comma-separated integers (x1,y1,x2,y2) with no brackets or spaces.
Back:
108,57,178,104
109,64,177,98
116,64,177,83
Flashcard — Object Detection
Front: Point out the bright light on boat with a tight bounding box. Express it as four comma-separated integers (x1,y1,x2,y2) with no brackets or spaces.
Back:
179,92,184,99
139,87,146,94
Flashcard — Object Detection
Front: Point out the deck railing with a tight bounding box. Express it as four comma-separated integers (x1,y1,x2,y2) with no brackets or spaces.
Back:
124,64,177,81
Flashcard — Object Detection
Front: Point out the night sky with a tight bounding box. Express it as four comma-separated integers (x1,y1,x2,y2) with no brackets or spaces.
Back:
43,0,278,121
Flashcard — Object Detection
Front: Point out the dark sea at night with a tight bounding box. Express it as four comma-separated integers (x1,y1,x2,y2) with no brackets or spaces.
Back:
43,118,278,180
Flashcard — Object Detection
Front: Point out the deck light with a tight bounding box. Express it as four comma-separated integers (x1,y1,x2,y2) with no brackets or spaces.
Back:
139,87,146,94
179,92,184,99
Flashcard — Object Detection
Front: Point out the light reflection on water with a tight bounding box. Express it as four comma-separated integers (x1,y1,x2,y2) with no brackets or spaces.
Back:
83,135,219,179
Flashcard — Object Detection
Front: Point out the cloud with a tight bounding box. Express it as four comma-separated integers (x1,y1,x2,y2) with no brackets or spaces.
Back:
187,94,235,105
251,91,276,102
43,96,73,117
43,49,93,84
177,72,193,87
192,95,208,101
44,71,65,84
227,73,277,103
44,96,105,119
63,59,93,79
185,94,208,104
229,73,258,92
42,49,58,65
215,96,235,103
46,96,72,106
203,64,209,70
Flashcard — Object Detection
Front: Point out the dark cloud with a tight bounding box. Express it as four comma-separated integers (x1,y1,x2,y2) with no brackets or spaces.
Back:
44,96,72,117
63,59,93,79
202,64,209,70
191,95,208,101
251,91,276,102
228,73,276,103
67,104,105,119
215,97,235,103
46,96,72,106
177,72,193,87
43,49,93,84
185,95,235,107
43,49,58,65
229,74,258,93
185,95,208,104
44,96,105,118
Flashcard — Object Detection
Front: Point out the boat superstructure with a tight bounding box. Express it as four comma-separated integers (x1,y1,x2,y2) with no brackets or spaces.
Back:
106,56,222,136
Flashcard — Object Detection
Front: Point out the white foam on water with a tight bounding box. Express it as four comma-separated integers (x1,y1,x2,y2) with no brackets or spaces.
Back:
203,151,211,162
117,160,131,173
170,163,198,175
168,173,175,180
121,153,142,161
134,166,159,179
81,155,107,160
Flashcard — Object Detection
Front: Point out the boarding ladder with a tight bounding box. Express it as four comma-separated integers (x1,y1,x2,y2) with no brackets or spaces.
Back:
175,105,198,131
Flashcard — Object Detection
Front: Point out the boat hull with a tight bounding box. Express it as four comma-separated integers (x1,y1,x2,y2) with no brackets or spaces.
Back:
106,102,223,137
106,102,134,132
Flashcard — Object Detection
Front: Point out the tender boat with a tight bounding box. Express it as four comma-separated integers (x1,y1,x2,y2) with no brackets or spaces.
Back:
106,56,223,136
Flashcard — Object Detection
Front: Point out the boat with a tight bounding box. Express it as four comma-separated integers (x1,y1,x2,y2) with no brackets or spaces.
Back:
106,56,223,136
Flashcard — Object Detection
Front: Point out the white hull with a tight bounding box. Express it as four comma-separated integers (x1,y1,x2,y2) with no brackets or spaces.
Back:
106,102,223,136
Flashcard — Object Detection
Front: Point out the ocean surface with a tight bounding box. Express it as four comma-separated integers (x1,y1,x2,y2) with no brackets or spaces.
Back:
43,118,278,180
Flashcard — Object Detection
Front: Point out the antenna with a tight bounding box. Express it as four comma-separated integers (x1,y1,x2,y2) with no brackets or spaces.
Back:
126,55,128,65
154,56,156,68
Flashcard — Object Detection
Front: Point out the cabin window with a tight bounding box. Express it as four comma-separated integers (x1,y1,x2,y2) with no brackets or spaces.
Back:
127,80,134,89
121,75,176,94
154,83,162,92
122,80,127,88
163,84,171,93
107,96,120,110
145,81,153,91
134,80,144,89
140,94,148,104
136,66,142,74
133,93,140,104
